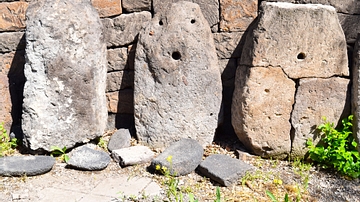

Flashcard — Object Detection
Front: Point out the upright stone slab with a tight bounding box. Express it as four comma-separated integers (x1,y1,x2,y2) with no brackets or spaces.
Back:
22,0,108,151
134,1,222,148
352,34,360,152
232,2,348,159
292,78,350,158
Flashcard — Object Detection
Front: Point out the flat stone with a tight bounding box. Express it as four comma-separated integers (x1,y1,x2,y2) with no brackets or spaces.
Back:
106,71,134,92
0,156,55,176
151,139,203,176
197,154,253,186
0,32,25,53
219,0,258,32
106,89,134,114
352,34,360,152
0,2,28,31
291,77,350,158
67,145,111,171
112,145,154,166
232,66,295,159
102,11,151,47
338,13,360,43
122,0,151,12
240,2,349,79
91,0,122,18
22,0,108,151
213,32,245,59
134,1,222,147
153,0,219,30
107,47,128,72
107,128,131,152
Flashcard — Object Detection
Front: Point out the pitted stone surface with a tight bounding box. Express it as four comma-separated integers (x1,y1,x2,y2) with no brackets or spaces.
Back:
232,66,295,159
0,156,55,176
197,154,253,187
151,139,204,176
22,0,108,151
67,145,111,171
134,1,222,147
240,2,348,79
0,32,25,52
291,77,350,158
122,0,151,12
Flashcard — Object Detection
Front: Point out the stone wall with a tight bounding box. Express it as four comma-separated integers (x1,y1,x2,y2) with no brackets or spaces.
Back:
0,0,358,155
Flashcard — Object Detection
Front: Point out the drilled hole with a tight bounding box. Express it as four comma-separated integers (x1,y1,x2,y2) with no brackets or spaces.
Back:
191,19,196,24
159,20,163,26
172,51,181,60
297,52,306,60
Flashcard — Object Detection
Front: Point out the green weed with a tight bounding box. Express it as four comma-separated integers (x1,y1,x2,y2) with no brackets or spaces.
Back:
0,122,17,157
50,146,69,163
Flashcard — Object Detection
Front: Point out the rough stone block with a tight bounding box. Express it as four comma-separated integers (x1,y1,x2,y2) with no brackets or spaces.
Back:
291,77,350,158
22,0,108,151
106,89,133,114
102,11,151,47
151,139,204,176
232,66,295,158
213,32,245,59
112,145,154,166
107,47,128,72
134,1,222,147
0,2,28,31
153,0,219,30
91,0,122,18
352,34,360,152
122,0,151,12
0,156,55,176
219,0,257,32
106,71,134,92
107,128,131,152
241,2,349,79
0,32,25,53
338,13,360,43
197,154,253,186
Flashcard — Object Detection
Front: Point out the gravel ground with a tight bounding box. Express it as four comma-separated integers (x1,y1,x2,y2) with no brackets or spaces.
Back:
1,139,360,202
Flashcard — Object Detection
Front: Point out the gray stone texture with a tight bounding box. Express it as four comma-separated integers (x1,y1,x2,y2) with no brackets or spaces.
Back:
107,128,131,152
338,13,360,43
0,156,55,176
240,2,349,79
107,47,128,72
0,32,25,53
153,0,219,30
352,34,360,152
67,145,111,171
106,71,134,92
151,139,204,176
213,32,245,59
112,145,154,166
106,113,134,131
102,11,151,47
232,66,295,158
134,1,222,147
197,154,253,186
22,0,108,151
122,0,151,12
292,77,350,158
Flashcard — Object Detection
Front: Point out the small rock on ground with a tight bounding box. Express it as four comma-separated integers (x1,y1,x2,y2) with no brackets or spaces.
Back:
67,145,110,171
107,129,131,152
0,156,55,176
112,145,154,167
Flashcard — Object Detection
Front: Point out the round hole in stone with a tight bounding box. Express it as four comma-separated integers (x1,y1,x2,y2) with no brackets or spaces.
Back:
210,113,213,116
297,52,306,60
264,89,270,93
191,19,196,24
172,51,181,60
159,20,163,26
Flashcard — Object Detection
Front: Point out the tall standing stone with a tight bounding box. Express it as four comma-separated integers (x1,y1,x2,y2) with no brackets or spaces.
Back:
22,0,108,151
134,1,222,148
232,2,348,158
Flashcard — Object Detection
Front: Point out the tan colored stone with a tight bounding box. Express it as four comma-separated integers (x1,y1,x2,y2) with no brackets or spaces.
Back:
0,52,15,131
241,2,349,79
291,77,350,158
122,0,151,12
106,71,134,92
106,89,133,114
91,0,122,18
232,66,295,159
213,32,245,59
219,0,257,32
0,2,28,31
107,48,128,72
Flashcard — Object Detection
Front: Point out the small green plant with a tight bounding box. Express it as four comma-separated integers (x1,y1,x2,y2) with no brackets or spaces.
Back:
214,186,221,202
0,122,17,157
97,136,108,152
307,115,360,178
266,190,300,202
50,146,69,163
291,158,311,188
